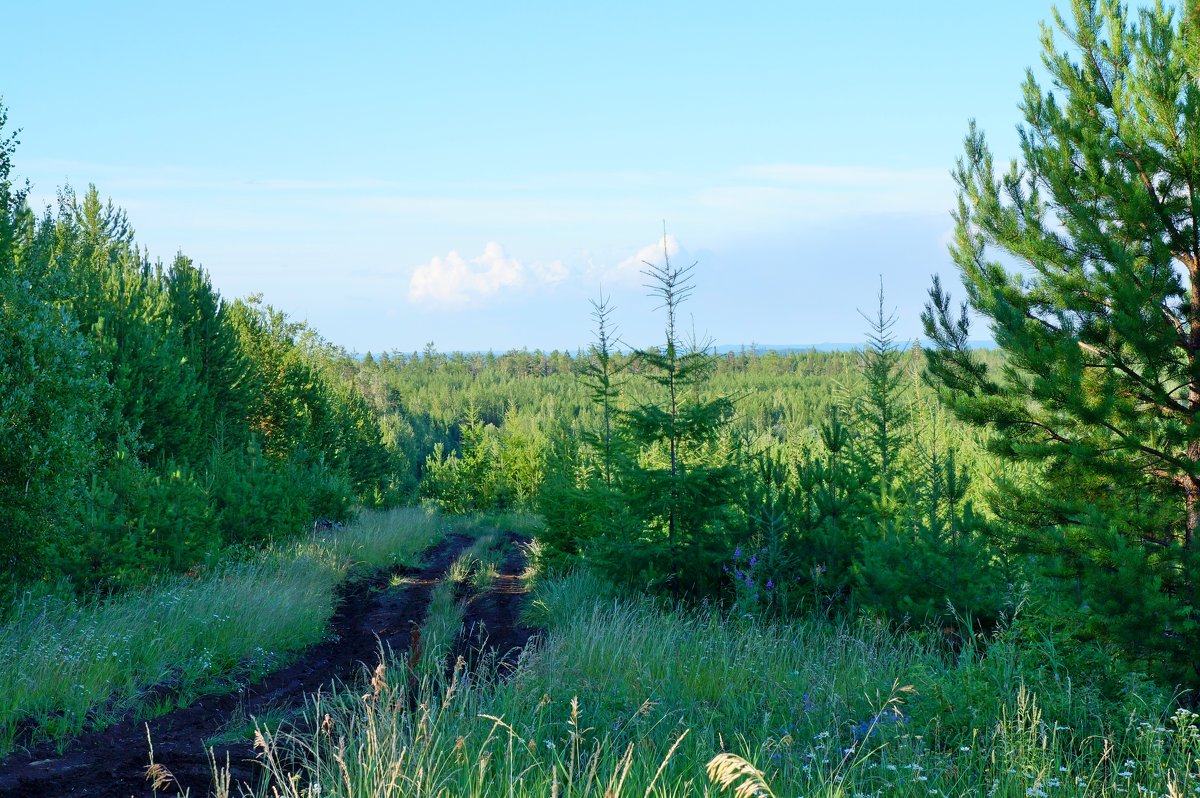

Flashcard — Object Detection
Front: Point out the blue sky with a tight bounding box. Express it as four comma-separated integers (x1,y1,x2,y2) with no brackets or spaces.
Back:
3,1,1053,352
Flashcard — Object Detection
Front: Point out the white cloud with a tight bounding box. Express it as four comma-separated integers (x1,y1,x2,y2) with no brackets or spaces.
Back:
409,242,525,305
603,234,687,285
531,259,569,284
407,244,572,305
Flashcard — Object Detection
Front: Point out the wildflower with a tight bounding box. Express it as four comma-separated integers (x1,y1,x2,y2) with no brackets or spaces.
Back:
734,547,742,557
750,555,758,566
767,580,774,589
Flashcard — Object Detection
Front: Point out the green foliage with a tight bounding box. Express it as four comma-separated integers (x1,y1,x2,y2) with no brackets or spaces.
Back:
0,101,394,591
0,106,103,587
73,452,220,587
536,237,740,596
855,283,912,514
419,407,505,513
922,0,1200,682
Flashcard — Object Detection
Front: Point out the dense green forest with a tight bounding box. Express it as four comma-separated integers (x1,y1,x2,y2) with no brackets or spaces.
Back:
0,106,395,591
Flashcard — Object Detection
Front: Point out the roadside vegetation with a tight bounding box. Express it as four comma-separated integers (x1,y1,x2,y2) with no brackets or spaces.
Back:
236,568,1189,798
0,507,443,754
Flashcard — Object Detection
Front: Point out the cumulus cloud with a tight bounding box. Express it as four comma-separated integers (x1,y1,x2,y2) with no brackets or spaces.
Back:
603,234,688,285
407,244,574,305
409,242,525,305
531,259,569,284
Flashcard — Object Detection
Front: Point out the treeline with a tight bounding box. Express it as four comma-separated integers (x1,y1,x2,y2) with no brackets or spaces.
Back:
354,280,1010,623
0,109,393,591
382,266,1176,692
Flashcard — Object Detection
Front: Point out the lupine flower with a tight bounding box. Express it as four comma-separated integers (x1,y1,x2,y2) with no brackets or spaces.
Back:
734,547,742,557
766,580,774,588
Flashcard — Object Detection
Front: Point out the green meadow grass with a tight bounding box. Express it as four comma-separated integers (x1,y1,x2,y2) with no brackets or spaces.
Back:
0,506,445,754
241,569,1191,798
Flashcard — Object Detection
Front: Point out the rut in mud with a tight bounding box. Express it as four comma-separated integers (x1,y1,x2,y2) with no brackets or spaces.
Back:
0,533,496,798
450,534,538,682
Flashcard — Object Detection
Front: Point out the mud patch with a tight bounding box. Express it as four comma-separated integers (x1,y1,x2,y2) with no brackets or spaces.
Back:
451,533,538,682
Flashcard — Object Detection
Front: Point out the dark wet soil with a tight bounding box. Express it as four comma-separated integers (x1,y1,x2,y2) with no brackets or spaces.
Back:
0,533,479,798
450,534,538,682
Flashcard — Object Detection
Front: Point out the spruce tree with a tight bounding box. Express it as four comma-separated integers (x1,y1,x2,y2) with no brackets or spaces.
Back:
580,288,623,488
922,0,1200,678
856,281,911,515
621,231,737,595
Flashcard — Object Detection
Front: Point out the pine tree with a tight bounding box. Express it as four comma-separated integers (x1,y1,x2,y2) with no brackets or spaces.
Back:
0,102,102,583
166,253,255,457
922,0,1200,678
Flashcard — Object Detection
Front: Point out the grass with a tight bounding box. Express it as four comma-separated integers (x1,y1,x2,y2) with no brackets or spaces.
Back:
204,698,294,747
233,568,1192,798
446,532,504,591
0,506,446,755
418,577,466,680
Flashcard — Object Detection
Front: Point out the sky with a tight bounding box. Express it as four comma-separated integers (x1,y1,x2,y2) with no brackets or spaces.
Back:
2,1,1055,353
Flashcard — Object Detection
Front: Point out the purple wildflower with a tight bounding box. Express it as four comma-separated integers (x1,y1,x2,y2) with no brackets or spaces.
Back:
734,547,742,557
767,580,774,589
